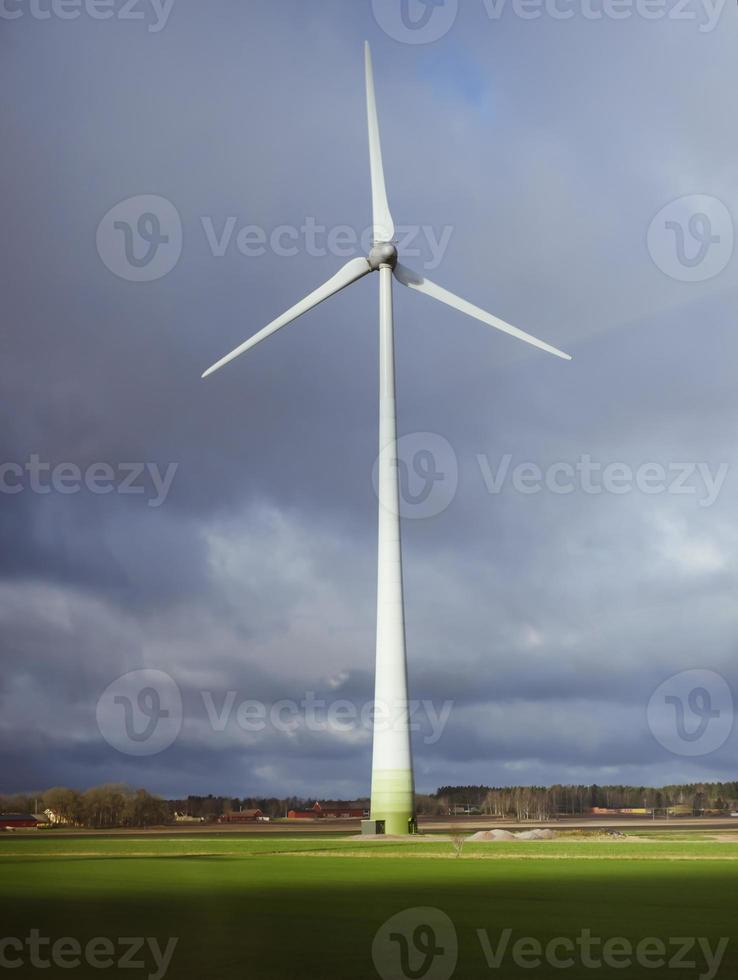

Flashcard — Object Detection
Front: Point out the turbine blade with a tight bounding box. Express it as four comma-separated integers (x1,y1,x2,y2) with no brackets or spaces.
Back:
365,41,395,244
202,257,372,378
394,263,572,361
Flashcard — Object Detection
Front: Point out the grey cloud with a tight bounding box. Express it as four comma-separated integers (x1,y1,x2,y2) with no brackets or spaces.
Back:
2,0,738,796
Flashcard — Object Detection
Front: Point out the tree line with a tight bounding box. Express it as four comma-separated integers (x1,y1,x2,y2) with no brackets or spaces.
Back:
4,780,738,828
1,789,366,826
0,785,170,828
171,795,312,820
433,782,738,819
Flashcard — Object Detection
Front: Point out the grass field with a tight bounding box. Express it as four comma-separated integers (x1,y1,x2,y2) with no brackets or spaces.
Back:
2,832,737,978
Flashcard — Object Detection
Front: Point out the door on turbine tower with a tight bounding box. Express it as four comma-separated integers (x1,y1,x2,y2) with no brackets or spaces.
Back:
361,819,386,836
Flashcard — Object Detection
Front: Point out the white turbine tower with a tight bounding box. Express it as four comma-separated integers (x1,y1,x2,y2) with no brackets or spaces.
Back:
203,43,571,836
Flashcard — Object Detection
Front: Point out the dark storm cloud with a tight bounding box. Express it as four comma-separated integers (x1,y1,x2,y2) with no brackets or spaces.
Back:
2,0,738,796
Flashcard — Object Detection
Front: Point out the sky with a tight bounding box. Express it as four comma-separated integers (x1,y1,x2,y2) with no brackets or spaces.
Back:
2,0,738,799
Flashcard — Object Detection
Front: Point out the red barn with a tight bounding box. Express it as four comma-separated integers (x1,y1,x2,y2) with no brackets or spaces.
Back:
314,801,368,819
0,813,39,829
218,809,264,823
287,801,368,820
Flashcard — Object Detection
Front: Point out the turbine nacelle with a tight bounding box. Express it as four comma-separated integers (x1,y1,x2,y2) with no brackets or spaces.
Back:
368,243,398,271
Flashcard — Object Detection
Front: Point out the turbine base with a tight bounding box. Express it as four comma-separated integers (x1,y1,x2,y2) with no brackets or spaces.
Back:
370,767,416,836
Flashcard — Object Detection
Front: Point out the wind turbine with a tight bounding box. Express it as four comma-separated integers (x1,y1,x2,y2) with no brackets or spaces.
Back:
203,43,571,836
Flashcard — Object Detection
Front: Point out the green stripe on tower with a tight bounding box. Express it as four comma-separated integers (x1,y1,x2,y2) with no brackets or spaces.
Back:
370,769,415,836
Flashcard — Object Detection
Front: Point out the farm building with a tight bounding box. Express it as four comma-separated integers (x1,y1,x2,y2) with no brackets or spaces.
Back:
43,808,72,826
218,809,266,824
288,801,369,820
0,813,39,829
590,807,651,816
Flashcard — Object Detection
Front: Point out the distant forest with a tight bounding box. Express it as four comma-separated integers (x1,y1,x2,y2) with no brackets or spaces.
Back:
433,783,738,819
3,780,737,828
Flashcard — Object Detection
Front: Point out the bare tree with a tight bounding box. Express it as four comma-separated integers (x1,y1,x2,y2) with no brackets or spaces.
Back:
449,828,466,859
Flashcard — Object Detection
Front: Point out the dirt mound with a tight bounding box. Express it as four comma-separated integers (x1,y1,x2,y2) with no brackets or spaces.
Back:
468,829,516,841
515,829,556,840
468,828,557,842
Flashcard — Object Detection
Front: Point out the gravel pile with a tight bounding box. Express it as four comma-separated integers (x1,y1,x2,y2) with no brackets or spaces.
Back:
468,828,556,842
468,829,516,841
515,829,556,840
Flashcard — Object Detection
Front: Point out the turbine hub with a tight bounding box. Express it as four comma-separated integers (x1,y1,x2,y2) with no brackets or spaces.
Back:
368,243,398,271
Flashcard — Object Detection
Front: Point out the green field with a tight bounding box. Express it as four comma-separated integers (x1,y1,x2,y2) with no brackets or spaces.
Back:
1,832,737,978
